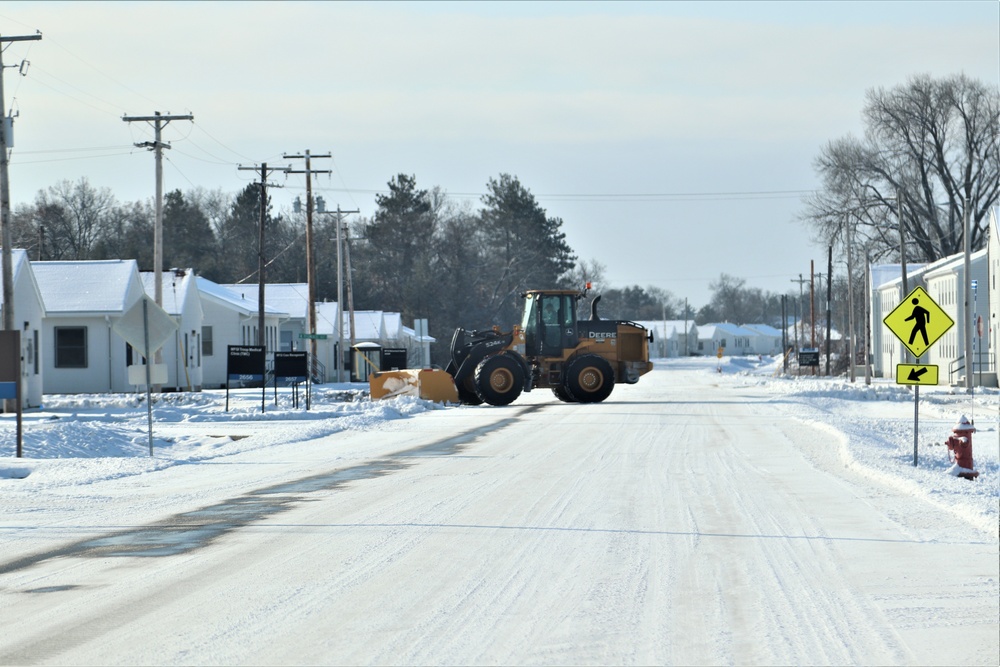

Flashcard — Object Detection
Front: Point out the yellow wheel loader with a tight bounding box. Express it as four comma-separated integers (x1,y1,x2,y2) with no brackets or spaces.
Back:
370,287,653,406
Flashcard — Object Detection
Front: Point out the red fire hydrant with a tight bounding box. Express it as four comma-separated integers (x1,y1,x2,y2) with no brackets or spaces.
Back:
946,415,979,480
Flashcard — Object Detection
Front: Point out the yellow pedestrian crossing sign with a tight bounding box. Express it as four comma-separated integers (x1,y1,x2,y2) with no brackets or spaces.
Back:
883,286,954,359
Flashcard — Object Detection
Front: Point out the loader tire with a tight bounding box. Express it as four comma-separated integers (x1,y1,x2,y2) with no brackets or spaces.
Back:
474,354,524,406
457,375,483,405
565,354,614,403
552,385,577,402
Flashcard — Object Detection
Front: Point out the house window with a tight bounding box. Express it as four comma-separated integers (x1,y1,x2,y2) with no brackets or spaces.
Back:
202,326,213,356
55,326,87,368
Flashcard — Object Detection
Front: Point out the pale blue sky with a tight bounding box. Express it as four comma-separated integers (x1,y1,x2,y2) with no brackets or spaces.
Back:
1,1,997,308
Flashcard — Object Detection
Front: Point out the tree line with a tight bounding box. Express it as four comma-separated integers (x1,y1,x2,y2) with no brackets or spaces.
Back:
10,173,716,359
10,73,993,361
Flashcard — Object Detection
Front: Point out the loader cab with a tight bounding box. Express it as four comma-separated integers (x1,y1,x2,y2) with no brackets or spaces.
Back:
522,291,579,357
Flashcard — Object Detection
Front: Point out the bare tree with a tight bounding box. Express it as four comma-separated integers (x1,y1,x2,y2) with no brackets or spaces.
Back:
802,74,1000,264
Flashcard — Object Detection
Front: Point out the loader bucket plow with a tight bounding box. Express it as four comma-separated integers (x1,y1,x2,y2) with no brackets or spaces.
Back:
368,369,459,404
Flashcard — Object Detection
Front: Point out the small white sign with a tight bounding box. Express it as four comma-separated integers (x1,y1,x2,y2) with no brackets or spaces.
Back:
128,363,168,386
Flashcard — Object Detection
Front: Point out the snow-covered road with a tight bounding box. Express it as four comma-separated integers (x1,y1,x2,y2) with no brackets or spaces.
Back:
1,359,997,665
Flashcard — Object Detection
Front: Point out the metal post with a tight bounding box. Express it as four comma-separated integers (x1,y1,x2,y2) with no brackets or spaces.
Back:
336,212,344,382
847,213,856,382
143,300,154,456
826,245,833,376
964,198,973,392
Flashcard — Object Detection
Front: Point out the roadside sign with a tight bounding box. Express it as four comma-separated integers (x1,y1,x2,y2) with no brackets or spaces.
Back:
895,364,939,386
298,333,328,340
882,286,954,359
798,348,820,367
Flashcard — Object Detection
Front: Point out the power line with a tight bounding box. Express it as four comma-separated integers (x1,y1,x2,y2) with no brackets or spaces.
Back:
313,185,816,202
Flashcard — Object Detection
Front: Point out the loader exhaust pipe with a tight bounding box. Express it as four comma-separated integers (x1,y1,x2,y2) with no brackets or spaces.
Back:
590,294,602,321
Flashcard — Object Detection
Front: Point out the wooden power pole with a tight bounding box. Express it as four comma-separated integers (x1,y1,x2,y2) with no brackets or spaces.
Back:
0,31,42,333
237,163,289,347
284,150,330,375
121,112,193,306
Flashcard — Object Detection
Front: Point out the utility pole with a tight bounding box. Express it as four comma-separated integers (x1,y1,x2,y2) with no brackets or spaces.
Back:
121,112,193,307
0,31,42,334
826,246,833,376
331,205,359,382
237,162,289,347
284,150,330,377
790,274,809,355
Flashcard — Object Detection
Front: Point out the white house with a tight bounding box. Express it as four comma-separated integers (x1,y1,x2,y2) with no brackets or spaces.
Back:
225,282,309,353
741,324,784,355
141,269,203,391
196,278,287,389
923,248,990,386
33,259,146,394
989,209,1000,384
634,320,698,358
0,249,46,408
696,323,756,356
315,301,343,382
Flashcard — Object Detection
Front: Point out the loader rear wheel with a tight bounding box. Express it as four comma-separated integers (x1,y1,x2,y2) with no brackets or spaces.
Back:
474,354,524,406
565,354,614,403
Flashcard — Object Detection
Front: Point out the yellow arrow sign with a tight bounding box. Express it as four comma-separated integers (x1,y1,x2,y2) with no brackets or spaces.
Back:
883,286,954,359
896,364,939,386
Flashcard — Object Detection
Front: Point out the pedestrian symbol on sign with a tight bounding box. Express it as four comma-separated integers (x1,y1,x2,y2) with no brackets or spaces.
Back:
903,297,930,347
883,286,954,359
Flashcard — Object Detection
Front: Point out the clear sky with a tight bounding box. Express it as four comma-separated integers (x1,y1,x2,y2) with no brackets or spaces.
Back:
1,1,997,308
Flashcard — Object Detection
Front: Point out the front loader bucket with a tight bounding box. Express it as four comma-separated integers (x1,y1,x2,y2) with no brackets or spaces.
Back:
368,369,459,404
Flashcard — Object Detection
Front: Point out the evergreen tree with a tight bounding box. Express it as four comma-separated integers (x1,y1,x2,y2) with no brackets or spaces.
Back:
163,190,218,273
478,173,575,325
354,174,437,322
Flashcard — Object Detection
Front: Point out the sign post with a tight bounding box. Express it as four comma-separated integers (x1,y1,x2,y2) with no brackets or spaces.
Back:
0,331,22,457
883,286,955,466
113,295,179,456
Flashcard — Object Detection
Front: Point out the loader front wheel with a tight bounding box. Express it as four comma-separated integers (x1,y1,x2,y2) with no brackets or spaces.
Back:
457,375,483,405
565,355,614,403
474,354,524,406
552,385,577,402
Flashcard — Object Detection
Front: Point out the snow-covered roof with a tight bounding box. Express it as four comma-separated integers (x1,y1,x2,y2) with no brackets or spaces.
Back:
0,249,37,307
33,259,140,314
348,310,384,340
875,263,929,290
382,312,402,336
698,322,756,338
196,277,286,317
315,301,341,335
742,323,783,337
141,269,195,316
225,282,309,320
923,248,988,279
633,320,695,338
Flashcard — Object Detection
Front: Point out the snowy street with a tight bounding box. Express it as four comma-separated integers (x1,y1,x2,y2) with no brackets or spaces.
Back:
1,357,998,665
